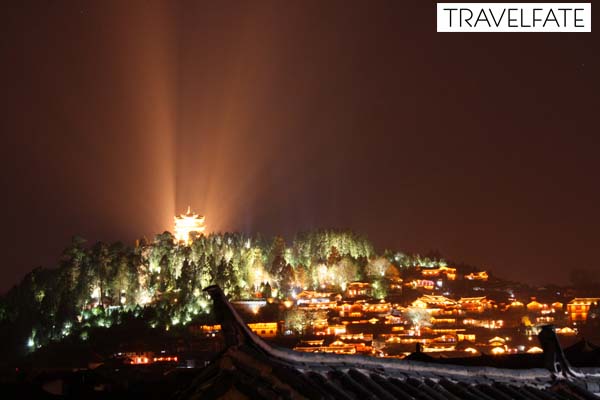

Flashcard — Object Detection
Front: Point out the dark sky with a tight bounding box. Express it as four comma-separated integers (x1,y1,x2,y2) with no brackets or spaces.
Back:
1,1,598,292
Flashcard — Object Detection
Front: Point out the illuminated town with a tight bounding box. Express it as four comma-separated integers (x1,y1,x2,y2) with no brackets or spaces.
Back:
166,211,600,363
1,207,599,397
3,1,599,398
4,210,598,363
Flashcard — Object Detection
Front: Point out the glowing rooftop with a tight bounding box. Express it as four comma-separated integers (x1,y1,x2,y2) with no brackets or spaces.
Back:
174,206,205,242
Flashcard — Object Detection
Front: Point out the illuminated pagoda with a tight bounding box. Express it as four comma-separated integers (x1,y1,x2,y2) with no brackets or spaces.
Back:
174,206,206,243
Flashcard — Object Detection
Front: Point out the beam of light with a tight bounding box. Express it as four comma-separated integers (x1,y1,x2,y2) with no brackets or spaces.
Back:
131,3,178,235
174,4,298,235
85,2,179,238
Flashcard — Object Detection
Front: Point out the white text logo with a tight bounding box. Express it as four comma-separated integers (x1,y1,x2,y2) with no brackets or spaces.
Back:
437,3,591,32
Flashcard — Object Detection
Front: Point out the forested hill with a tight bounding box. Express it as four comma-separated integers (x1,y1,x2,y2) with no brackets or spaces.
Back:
0,229,447,358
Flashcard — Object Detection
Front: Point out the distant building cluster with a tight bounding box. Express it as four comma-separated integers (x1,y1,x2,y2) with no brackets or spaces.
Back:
185,263,600,361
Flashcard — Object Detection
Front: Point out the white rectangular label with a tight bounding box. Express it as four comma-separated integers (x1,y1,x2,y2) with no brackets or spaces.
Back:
437,3,591,32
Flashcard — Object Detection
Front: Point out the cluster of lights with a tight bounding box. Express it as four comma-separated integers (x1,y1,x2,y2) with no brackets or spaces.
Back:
131,355,178,364
61,322,73,337
153,356,178,362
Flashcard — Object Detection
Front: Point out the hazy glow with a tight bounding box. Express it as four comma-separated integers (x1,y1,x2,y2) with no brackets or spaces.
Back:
491,347,506,355
174,206,206,242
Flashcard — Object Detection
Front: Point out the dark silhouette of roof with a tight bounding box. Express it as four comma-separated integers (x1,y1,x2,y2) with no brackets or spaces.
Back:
176,285,600,399
564,339,600,368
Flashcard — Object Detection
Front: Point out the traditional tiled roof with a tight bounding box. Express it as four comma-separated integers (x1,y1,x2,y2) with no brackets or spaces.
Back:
176,285,600,400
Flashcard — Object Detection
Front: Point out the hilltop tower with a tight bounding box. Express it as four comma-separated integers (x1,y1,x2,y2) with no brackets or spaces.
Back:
174,206,206,243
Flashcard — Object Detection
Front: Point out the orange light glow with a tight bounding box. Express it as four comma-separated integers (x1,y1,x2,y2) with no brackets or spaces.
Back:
174,206,206,242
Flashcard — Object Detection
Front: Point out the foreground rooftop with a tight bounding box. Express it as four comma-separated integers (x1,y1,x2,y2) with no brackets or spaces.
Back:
177,285,600,399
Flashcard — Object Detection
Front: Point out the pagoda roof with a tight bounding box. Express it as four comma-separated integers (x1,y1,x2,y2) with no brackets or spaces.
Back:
176,205,205,220
568,297,600,303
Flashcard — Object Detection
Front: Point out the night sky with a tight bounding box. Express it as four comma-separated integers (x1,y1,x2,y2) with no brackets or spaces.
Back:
1,1,598,292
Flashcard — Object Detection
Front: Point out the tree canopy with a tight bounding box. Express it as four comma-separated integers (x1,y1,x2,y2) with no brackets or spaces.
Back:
0,229,447,358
